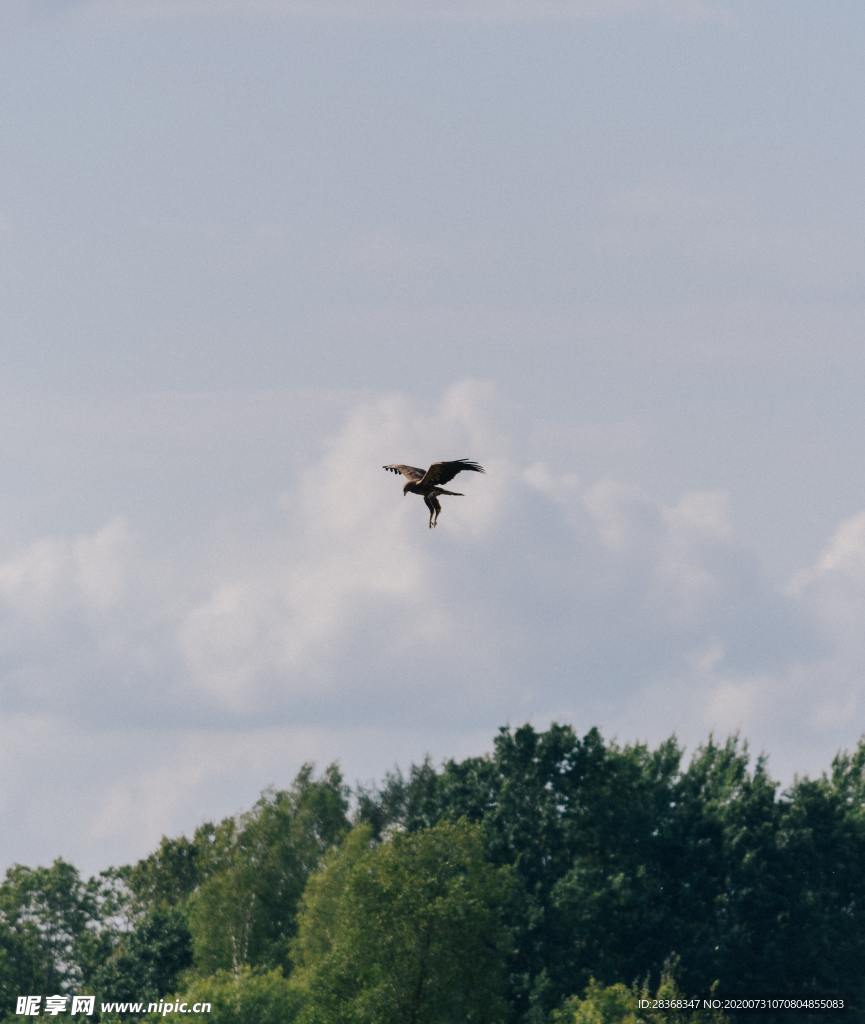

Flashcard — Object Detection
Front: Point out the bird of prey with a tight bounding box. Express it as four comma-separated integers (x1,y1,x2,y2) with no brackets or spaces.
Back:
383,458,485,528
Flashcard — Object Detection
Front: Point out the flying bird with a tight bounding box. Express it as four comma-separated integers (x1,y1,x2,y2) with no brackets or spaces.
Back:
383,459,486,528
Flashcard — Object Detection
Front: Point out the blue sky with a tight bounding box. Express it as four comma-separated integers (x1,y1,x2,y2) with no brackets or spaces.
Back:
2,0,865,872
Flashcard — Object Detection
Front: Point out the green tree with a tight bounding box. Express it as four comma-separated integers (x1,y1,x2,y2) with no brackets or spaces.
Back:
0,916,56,1023
293,821,514,1024
187,764,349,973
363,724,686,1019
762,743,865,1014
550,736,783,998
553,974,728,1024
121,836,203,911
90,906,193,1007
360,726,798,1020
141,966,304,1024
0,860,112,998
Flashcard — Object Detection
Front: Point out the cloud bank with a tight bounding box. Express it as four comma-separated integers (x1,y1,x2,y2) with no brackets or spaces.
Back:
0,380,862,871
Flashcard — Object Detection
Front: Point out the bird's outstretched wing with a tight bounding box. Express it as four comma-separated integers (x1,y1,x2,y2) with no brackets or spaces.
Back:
383,464,426,482
419,459,485,487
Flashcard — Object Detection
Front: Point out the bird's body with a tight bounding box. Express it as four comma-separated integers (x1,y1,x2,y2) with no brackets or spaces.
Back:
383,459,485,528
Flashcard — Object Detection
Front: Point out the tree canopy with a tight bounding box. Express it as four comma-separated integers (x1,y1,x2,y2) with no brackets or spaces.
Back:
292,821,513,1024
1,727,863,1024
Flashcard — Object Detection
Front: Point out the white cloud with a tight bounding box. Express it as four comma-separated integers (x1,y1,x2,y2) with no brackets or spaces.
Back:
177,380,505,711
168,381,823,752
0,379,862,870
788,512,865,658
783,512,865,725
523,461,579,500
703,673,764,735
664,491,732,542
584,479,657,552
793,511,865,591
0,519,133,618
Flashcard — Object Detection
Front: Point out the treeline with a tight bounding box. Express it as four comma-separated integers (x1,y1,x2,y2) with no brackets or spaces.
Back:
2,725,864,1023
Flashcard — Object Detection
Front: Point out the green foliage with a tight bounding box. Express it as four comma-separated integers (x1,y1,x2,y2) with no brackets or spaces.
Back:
550,735,781,997
90,906,192,1006
187,764,349,973
121,837,202,911
2,728,865,1024
0,859,112,1000
362,724,688,1017
765,756,865,1001
142,966,304,1024
289,825,373,969
553,975,728,1024
0,916,53,1022
360,726,865,1020
292,820,514,1024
